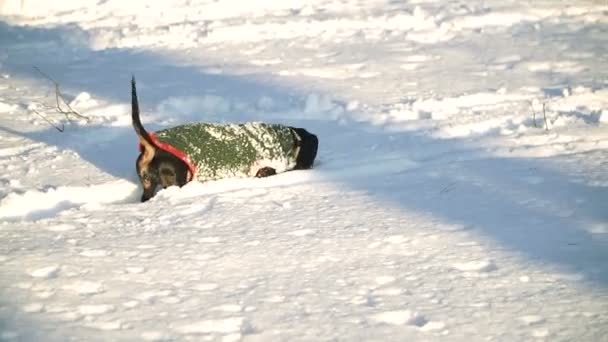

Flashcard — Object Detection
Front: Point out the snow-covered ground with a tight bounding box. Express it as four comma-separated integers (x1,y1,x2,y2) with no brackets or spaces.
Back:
1,0,608,341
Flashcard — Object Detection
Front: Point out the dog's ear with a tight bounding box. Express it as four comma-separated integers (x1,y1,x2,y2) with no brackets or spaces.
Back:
137,152,158,202
158,162,178,188
138,137,157,196
156,152,190,188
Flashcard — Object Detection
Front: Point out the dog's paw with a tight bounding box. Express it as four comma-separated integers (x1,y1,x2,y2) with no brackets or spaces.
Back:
255,167,277,178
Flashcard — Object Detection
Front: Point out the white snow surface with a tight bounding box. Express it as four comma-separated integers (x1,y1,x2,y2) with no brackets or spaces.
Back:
1,0,608,341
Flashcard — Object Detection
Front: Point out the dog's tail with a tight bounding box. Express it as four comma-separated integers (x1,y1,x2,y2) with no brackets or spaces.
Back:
131,76,156,148
131,76,156,182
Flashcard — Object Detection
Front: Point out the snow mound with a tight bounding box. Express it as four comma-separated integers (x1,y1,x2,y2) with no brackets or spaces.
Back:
369,310,428,327
0,180,138,220
0,0,98,17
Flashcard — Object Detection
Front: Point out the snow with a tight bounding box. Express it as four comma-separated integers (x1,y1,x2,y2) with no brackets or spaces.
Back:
368,310,427,327
1,0,608,341
27,265,60,279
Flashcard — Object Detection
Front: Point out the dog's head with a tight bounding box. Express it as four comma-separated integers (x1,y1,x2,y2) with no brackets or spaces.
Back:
136,149,189,202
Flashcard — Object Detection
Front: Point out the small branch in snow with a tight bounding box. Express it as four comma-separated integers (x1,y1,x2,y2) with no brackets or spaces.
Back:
530,100,550,131
530,101,538,128
440,182,457,194
31,109,65,132
33,66,91,123
542,102,549,131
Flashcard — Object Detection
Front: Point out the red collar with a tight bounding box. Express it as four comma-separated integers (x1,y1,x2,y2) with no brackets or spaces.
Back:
139,133,196,182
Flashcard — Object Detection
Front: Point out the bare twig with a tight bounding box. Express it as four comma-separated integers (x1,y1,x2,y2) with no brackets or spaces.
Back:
33,66,90,122
542,102,549,131
530,101,538,128
31,109,65,132
440,182,457,194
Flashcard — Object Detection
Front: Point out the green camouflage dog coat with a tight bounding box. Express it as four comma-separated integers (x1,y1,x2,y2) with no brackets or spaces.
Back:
148,122,299,182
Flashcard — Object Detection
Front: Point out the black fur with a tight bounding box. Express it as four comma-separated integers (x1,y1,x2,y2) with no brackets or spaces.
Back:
132,77,189,202
135,150,189,202
255,166,277,178
291,127,318,170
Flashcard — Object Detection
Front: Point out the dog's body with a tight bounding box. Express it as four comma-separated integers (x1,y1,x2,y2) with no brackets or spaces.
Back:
132,77,318,202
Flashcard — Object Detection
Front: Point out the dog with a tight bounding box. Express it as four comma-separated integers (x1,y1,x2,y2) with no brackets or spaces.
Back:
131,77,318,202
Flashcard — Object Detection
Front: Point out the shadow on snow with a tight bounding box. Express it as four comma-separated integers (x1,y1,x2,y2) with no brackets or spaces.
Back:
0,21,607,293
